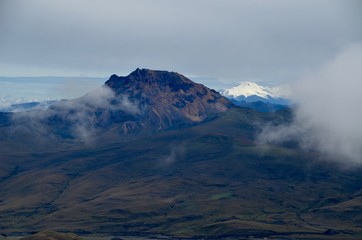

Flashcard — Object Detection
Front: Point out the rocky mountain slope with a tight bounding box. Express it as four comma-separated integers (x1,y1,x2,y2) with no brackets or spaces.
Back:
103,68,233,132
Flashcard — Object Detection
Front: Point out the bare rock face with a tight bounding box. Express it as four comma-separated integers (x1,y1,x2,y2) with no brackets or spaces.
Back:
104,68,233,133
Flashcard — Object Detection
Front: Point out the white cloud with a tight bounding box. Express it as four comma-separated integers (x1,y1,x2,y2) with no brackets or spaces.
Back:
9,85,141,142
259,43,362,164
265,85,293,99
51,86,142,141
0,96,37,109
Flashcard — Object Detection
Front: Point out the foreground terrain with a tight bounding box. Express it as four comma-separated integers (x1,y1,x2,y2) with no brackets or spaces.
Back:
0,70,361,239
0,108,361,239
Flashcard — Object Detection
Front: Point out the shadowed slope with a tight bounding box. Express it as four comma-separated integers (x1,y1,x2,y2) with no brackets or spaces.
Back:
0,108,361,238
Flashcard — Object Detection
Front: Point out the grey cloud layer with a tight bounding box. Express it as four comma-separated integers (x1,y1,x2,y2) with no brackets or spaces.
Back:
0,0,361,85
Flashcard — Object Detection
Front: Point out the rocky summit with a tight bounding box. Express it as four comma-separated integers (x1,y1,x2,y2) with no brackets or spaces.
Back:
0,69,233,145
104,68,233,132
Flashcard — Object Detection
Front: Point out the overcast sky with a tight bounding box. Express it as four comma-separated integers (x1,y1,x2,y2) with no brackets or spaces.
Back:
0,0,361,99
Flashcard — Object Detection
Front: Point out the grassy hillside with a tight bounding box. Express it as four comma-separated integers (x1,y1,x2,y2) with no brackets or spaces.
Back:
0,108,361,239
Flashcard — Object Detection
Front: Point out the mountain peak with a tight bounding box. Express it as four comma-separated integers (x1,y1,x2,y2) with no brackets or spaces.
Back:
47,69,233,136
105,68,193,93
221,81,290,106
105,68,232,110
129,68,171,76
221,81,271,99
128,68,154,77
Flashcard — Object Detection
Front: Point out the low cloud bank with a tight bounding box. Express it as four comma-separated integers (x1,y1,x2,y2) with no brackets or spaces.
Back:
259,44,362,165
11,85,141,143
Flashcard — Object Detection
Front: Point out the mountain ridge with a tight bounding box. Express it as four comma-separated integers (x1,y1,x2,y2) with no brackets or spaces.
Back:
99,68,233,132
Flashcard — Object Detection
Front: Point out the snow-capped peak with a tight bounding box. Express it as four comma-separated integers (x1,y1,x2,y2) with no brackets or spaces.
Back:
221,81,273,99
220,81,291,106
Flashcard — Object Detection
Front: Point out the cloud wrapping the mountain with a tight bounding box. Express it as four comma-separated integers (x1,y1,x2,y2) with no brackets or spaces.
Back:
259,43,362,164
11,86,141,142
51,86,116,141
0,96,37,110
49,86,141,141
0,96,17,109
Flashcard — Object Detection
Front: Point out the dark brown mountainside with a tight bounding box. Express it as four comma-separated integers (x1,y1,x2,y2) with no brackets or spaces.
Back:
41,69,233,138
104,68,233,131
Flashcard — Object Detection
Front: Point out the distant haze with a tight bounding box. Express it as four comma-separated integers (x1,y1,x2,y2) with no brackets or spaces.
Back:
0,77,105,107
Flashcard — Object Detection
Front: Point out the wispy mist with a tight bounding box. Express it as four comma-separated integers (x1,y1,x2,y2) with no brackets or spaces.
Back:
160,144,186,166
50,86,116,141
259,44,362,164
10,85,141,143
